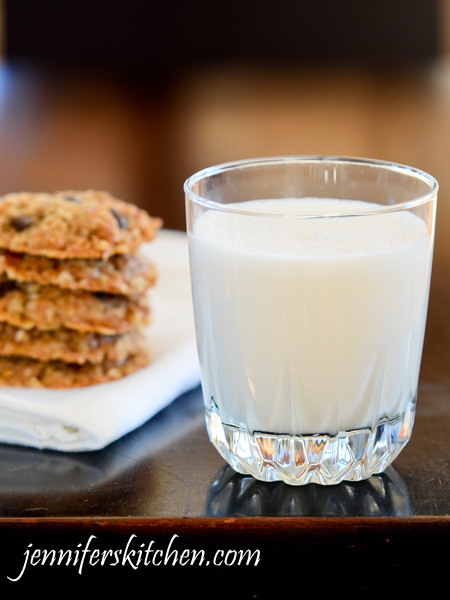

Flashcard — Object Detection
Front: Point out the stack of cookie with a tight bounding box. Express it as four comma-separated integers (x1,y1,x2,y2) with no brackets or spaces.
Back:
0,190,162,388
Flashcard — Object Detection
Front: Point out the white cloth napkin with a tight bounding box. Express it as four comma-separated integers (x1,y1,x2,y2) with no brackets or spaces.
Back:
0,230,201,452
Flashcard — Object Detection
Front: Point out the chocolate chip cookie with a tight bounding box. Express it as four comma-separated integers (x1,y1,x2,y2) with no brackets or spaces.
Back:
0,348,150,388
0,190,162,259
0,323,145,365
0,249,157,295
0,277,150,334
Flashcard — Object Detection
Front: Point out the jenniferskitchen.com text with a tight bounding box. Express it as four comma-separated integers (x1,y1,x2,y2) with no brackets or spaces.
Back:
7,533,261,581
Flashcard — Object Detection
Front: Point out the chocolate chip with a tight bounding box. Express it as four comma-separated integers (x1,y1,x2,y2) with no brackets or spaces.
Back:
11,215,34,231
0,279,17,297
94,292,113,301
63,195,82,204
110,209,128,229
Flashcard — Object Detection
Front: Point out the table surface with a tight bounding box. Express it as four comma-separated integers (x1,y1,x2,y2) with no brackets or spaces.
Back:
0,382,449,520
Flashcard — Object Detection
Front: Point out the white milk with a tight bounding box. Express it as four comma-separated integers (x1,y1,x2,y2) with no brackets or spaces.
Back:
189,198,433,436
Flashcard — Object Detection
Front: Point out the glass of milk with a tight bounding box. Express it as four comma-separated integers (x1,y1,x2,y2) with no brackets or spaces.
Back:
184,156,438,485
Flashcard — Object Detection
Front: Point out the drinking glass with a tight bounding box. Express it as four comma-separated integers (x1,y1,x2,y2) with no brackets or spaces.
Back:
185,156,438,485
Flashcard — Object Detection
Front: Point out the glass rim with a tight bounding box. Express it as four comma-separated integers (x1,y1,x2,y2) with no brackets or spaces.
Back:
184,155,439,218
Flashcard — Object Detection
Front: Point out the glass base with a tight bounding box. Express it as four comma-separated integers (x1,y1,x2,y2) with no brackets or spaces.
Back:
206,396,416,486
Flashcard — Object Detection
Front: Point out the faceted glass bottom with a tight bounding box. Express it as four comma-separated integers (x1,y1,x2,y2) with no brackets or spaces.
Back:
206,395,416,486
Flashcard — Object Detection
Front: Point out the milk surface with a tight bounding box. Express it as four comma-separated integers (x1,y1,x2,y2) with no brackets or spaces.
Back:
189,198,433,435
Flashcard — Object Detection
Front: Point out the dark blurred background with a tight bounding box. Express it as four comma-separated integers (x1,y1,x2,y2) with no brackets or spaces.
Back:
0,1,448,251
